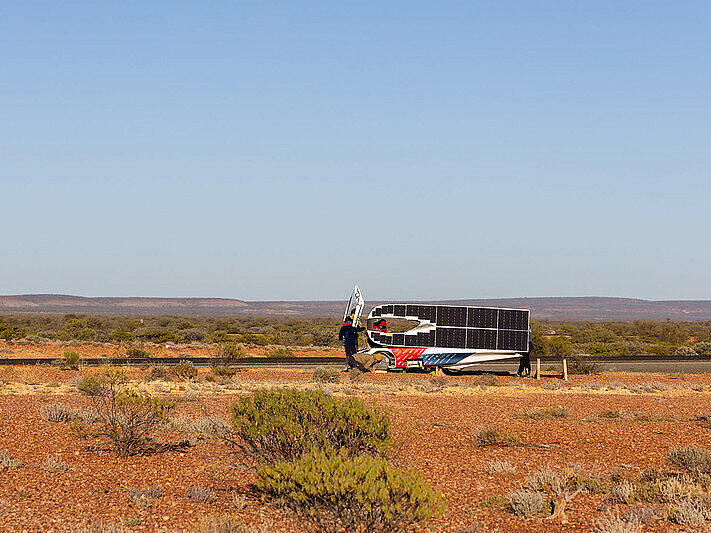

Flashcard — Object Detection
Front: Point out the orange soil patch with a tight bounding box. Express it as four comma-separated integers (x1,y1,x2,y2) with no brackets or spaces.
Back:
0,369,710,531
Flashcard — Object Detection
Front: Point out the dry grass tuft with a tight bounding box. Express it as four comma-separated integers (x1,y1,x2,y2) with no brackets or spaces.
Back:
42,454,69,472
476,426,520,446
0,451,21,471
508,489,545,517
592,511,642,533
484,460,516,475
186,485,214,504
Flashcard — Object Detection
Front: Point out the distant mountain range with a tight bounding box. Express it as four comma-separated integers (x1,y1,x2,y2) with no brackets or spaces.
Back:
2,294,711,321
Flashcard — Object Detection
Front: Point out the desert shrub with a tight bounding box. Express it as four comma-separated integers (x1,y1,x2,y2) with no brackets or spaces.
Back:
256,448,444,533
0,323,25,340
628,382,671,394
675,346,697,357
125,345,150,358
129,485,164,507
645,344,675,356
211,366,238,377
657,476,700,502
78,370,175,457
107,329,135,343
229,388,390,465
135,329,176,344
586,342,633,357
173,415,231,438
476,426,520,446
147,366,169,381
694,342,711,356
474,374,501,387
592,511,642,533
667,498,707,526
609,480,635,504
599,409,621,419
193,515,248,533
527,467,564,493
548,337,573,359
311,366,340,383
43,454,69,472
525,466,587,522
567,356,599,375
220,343,244,363
668,446,711,475
621,504,665,525
515,407,568,420
485,460,516,474
479,494,511,511
0,451,21,471
265,346,293,358
63,350,81,368
169,360,198,380
40,403,98,424
186,485,214,504
180,328,207,343
479,495,510,510
508,489,545,517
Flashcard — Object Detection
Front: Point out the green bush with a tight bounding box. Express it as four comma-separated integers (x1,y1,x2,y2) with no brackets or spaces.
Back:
169,360,198,380
0,323,25,340
586,342,633,357
265,346,293,358
78,369,175,457
256,448,444,533
548,337,572,359
135,329,176,344
220,343,244,363
311,366,340,383
229,388,390,464
212,366,238,377
63,350,81,368
107,329,135,343
567,355,599,375
126,345,150,358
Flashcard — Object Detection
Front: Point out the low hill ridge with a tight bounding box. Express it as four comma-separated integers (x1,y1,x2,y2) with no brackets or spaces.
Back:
2,294,711,320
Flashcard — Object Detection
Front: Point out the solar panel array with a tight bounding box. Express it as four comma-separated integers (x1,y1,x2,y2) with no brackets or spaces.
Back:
369,304,529,351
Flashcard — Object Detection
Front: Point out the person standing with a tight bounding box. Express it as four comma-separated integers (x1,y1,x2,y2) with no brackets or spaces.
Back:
339,309,365,369
517,330,533,377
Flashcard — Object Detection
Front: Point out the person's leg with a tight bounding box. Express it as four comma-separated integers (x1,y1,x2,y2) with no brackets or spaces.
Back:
345,344,358,368
523,352,531,377
516,355,525,376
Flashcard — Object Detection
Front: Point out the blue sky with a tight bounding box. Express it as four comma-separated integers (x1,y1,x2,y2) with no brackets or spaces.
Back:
1,2,710,300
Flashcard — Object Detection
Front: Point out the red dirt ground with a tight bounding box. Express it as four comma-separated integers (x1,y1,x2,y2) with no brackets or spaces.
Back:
1,367,710,532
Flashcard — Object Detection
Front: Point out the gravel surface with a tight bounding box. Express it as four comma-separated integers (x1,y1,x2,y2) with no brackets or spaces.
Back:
1,367,710,531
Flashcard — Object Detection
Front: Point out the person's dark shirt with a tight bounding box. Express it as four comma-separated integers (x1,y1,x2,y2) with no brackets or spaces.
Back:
339,321,365,346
